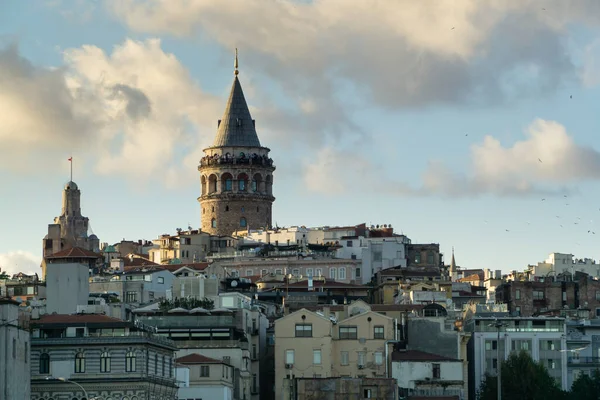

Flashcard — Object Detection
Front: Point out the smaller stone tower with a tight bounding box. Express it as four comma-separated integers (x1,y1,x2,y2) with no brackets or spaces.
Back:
198,50,275,236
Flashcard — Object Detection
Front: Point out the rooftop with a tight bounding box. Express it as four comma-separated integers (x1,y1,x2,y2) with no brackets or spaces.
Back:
32,314,129,327
46,247,101,259
176,353,225,365
392,350,460,362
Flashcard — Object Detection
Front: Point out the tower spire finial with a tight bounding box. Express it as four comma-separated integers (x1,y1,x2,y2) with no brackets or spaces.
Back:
234,48,239,76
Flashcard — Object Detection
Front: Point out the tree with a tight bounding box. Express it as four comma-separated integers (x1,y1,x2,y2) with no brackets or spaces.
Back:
477,350,566,400
158,297,215,311
569,369,600,400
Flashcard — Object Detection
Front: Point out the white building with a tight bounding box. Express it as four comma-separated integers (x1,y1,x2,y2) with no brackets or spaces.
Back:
0,298,30,399
176,353,234,400
392,350,464,399
526,252,600,280
45,247,98,314
465,316,568,399
565,319,600,389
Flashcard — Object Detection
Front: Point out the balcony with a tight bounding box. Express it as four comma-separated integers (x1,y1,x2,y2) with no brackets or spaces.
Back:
568,357,600,365
136,315,237,329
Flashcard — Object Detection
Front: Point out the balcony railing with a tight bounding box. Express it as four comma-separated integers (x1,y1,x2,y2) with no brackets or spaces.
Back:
31,331,176,348
568,357,600,365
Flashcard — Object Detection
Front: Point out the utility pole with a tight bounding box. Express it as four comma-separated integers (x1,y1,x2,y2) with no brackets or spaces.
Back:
492,319,505,400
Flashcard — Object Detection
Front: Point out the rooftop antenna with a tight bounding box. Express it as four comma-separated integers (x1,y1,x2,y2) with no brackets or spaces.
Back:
234,48,239,76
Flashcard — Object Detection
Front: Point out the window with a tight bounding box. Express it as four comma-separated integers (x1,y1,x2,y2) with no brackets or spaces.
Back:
252,344,257,359
252,373,258,393
374,326,384,339
515,306,521,316
75,352,85,373
339,267,346,280
533,290,545,300
295,324,313,337
25,342,28,364
347,241,353,247
126,291,137,303
329,267,337,280
285,350,295,364
373,251,382,262
211,218,217,228
240,217,247,228
126,351,136,372
157,276,164,284
275,269,283,275
313,350,322,365
292,268,300,276
358,351,366,366
169,357,172,377
12,338,16,358
339,326,358,339
415,253,421,263
515,289,521,300
306,268,313,277
596,291,600,301
239,179,246,191
364,388,373,398
432,363,441,378
427,251,434,264
341,351,349,365
224,178,233,191
246,269,253,277
200,365,210,377
39,353,50,374
548,359,556,369
162,355,165,376
252,180,258,192
355,268,361,278
315,268,322,277
546,340,556,351
154,354,158,374
374,352,383,365
100,351,111,373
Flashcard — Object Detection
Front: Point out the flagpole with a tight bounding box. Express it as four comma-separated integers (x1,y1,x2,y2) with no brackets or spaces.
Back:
70,157,73,182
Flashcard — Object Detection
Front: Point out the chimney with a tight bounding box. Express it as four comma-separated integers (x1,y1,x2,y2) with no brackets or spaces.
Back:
323,306,330,320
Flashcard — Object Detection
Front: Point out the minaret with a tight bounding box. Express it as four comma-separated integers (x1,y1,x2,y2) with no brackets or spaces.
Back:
450,247,456,280
198,50,276,236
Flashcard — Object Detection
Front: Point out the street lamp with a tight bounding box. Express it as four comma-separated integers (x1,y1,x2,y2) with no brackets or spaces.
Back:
45,377,91,399
489,319,506,400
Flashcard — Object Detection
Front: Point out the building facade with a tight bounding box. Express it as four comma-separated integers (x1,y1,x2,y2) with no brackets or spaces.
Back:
464,316,568,399
199,53,275,236
0,298,31,400
30,314,177,400
274,307,397,400
176,353,235,400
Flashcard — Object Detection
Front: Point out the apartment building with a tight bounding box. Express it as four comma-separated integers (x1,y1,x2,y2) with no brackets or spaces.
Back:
30,314,177,400
274,307,397,400
176,353,235,400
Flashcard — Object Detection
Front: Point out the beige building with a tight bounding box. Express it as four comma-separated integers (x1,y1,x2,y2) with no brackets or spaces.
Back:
274,307,397,400
176,353,235,400
198,52,275,236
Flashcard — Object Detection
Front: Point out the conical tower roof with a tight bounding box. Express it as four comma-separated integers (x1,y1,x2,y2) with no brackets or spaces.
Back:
212,51,261,148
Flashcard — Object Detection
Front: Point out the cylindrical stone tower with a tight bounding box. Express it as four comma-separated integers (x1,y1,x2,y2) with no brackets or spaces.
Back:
198,51,275,236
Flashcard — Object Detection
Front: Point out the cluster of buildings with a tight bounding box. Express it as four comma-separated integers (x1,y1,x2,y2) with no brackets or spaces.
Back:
1,56,600,400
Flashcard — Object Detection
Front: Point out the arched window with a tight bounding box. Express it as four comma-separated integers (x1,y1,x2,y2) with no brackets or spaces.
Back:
240,217,247,228
238,173,248,191
100,351,110,372
75,352,85,373
329,267,337,280
39,353,50,374
211,218,217,228
201,175,207,195
126,351,136,372
338,267,346,280
226,205,229,212
252,173,262,192
154,353,158,375
222,173,233,191
208,174,217,193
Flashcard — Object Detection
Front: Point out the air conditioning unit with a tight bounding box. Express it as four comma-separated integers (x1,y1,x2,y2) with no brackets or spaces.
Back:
358,365,365,369
285,363,294,369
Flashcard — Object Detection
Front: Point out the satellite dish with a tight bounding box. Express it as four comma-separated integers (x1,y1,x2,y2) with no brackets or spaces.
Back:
231,280,238,287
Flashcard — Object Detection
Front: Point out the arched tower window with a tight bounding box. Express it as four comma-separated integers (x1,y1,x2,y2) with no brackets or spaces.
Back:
211,218,217,228
252,173,262,193
226,205,229,212
238,173,249,192
201,175,207,195
240,217,247,228
222,173,233,192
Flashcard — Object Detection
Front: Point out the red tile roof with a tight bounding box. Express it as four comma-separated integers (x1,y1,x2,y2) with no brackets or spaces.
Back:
46,247,101,259
458,274,481,282
392,350,460,362
176,353,225,364
123,257,158,267
32,314,127,325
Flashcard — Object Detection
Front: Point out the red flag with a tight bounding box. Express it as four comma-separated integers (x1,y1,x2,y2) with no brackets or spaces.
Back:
68,157,72,162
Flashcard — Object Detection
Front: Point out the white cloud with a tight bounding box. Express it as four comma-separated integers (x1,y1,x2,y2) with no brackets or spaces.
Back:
0,39,222,186
109,0,589,109
0,251,41,277
414,119,599,196
303,119,599,197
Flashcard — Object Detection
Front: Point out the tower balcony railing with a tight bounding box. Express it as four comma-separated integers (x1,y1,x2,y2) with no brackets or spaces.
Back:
200,154,274,167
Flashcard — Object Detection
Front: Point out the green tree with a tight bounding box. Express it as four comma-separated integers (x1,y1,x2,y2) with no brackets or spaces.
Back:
569,369,600,400
477,350,566,400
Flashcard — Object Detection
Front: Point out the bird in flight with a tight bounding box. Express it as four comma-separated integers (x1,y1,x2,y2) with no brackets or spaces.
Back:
538,158,543,163
541,198,546,201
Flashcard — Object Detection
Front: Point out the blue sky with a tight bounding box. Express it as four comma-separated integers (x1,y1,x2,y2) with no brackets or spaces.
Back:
2,0,600,276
